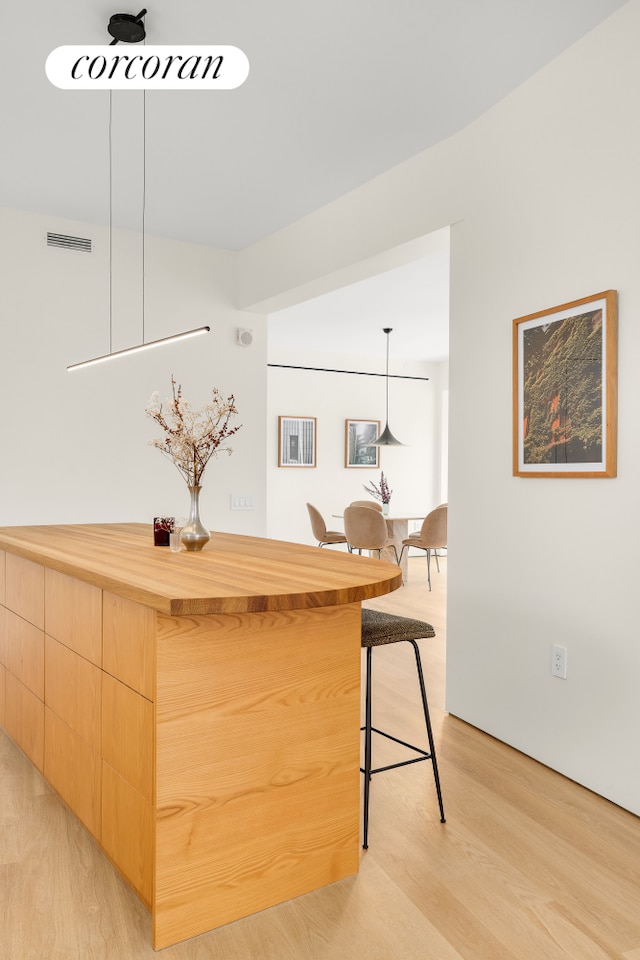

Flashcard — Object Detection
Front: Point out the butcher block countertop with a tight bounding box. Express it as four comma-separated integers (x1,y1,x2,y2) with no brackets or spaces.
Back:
0,521,402,616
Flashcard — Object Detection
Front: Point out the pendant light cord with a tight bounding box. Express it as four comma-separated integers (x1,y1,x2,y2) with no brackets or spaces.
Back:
108,89,113,356
67,9,210,371
141,21,146,345
108,26,146,357
385,331,390,422
142,88,146,345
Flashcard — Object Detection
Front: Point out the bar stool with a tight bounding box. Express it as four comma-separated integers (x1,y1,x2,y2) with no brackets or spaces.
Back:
360,608,446,848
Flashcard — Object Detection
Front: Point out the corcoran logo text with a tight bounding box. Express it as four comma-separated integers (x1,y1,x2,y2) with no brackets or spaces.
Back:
46,46,249,90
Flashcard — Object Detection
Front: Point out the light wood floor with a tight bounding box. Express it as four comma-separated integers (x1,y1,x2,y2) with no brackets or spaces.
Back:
2,556,640,959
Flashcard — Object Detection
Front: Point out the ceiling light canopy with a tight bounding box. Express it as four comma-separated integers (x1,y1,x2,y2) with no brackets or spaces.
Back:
108,9,147,45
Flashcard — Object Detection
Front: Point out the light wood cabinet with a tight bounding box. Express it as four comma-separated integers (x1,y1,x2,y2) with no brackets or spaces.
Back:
5,671,44,771
0,663,5,728
103,591,155,699
44,634,101,749
45,568,102,666
102,762,153,907
0,603,6,668
0,522,401,950
4,609,44,700
153,603,361,948
5,553,44,629
0,548,5,606
44,707,101,839
102,672,153,803
3,608,44,769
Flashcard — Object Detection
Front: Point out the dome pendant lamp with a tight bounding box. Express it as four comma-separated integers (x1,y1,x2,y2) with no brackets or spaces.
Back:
372,327,404,446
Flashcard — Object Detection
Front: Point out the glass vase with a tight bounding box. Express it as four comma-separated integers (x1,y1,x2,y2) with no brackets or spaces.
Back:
180,485,210,551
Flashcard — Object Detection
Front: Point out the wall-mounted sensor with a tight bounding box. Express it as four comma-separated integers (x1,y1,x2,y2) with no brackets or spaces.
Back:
236,328,253,347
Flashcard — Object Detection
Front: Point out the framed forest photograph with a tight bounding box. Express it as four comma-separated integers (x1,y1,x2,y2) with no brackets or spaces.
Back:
512,290,617,478
278,416,317,467
345,419,381,468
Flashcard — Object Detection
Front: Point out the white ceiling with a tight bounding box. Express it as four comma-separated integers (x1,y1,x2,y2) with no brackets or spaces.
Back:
268,228,451,363
2,1,627,363
2,0,627,252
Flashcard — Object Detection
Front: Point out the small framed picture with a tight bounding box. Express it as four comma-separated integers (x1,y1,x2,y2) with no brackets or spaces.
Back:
345,419,381,468
278,416,317,467
513,290,617,478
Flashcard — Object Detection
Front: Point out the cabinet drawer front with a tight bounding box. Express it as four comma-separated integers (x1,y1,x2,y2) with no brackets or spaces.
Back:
44,568,102,666
103,592,155,700
0,663,5,728
0,604,6,667
4,609,44,700
5,554,44,629
45,634,101,749
45,708,102,840
102,763,153,908
5,672,44,771
102,673,153,803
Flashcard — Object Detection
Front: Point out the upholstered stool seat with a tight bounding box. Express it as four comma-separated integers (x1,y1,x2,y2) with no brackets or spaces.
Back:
360,608,446,848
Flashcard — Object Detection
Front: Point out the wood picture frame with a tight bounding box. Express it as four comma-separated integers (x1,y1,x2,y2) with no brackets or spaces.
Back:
278,416,317,467
513,290,617,478
345,419,381,468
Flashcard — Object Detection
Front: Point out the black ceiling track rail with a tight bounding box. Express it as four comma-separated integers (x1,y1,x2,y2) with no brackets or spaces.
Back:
267,363,429,381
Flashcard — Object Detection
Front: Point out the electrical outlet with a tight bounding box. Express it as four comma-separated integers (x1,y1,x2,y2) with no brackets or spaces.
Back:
551,644,567,679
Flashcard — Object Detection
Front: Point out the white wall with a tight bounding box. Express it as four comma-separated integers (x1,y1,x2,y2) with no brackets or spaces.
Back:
266,346,448,544
239,1,640,814
5,1,638,815
0,207,268,536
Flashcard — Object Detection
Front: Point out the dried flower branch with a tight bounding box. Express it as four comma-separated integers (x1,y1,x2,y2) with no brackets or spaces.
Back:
145,376,241,487
363,470,392,505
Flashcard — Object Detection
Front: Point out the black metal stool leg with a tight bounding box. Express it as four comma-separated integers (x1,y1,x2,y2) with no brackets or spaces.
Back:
409,639,446,823
362,645,373,849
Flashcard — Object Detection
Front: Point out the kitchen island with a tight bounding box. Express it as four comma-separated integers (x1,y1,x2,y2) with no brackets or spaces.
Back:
0,522,401,949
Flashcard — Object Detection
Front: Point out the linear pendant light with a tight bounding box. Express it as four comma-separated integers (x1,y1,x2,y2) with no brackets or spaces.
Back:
67,9,210,372
372,327,405,446
66,326,211,371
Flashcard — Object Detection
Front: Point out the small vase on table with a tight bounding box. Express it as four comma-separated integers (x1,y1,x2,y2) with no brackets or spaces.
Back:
180,485,210,552
145,378,242,554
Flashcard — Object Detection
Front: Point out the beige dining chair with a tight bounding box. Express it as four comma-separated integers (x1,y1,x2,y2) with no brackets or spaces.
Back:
306,503,348,548
349,500,384,512
398,503,447,590
343,505,399,562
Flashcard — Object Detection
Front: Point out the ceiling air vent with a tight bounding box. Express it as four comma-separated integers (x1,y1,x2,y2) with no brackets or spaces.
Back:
46,232,92,253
